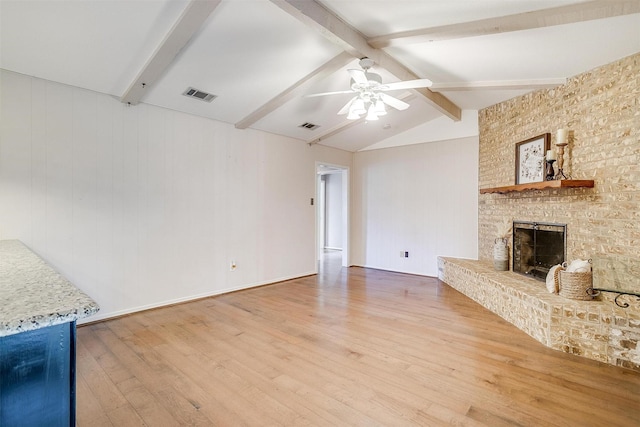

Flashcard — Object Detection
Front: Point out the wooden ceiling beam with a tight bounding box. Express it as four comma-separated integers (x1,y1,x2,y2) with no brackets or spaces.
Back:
269,0,461,121
430,78,567,92
120,0,222,105
235,52,354,129
369,0,640,48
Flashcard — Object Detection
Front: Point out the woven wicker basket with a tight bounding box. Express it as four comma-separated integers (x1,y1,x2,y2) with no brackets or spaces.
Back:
559,270,593,300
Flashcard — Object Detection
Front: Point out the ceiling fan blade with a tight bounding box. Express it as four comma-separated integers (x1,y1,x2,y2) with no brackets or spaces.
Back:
302,90,355,98
337,97,358,115
379,93,410,111
304,90,355,98
348,69,368,85
380,78,433,91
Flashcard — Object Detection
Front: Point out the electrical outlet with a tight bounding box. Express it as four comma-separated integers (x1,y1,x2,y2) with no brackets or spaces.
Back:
405,251,409,258
230,261,237,271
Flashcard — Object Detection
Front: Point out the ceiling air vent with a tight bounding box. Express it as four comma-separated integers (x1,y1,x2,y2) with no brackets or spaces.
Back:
182,87,216,102
298,122,320,130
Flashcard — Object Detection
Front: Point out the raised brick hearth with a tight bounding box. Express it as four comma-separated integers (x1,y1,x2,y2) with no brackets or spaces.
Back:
438,257,640,372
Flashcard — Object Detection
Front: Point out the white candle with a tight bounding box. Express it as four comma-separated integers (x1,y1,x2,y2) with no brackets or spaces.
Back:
546,149,557,161
556,129,568,145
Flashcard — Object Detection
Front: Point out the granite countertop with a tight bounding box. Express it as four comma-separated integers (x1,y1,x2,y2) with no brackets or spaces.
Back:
0,240,99,337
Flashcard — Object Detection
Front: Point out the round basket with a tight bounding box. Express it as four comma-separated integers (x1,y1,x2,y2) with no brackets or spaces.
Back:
559,271,593,300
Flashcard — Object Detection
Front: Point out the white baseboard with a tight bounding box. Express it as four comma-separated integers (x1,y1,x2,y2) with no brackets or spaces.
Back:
79,270,317,325
351,263,435,278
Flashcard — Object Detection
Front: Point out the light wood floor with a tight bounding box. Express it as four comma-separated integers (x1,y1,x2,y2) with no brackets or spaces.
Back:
77,251,640,426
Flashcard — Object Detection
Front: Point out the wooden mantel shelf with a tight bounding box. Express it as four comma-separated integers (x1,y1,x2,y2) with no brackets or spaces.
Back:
480,179,594,194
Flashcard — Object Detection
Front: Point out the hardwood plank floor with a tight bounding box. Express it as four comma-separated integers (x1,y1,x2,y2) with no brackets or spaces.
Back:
77,251,640,426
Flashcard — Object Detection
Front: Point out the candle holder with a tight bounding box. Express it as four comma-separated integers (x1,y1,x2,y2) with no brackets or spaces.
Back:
545,159,556,181
555,144,568,179
555,129,569,180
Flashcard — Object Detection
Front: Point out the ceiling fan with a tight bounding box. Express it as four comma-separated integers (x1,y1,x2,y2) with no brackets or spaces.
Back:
305,57,432,121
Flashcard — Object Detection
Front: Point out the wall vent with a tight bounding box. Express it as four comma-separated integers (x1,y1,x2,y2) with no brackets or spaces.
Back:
182,87,216,102
298,122,320,130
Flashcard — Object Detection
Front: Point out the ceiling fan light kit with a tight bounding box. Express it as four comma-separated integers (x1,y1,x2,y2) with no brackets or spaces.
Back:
305,57,432,121
365,104,379,121
346,110,361,120
351,98,366,115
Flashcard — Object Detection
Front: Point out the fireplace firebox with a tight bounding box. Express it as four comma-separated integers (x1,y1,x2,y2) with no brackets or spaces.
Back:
513,221,566,280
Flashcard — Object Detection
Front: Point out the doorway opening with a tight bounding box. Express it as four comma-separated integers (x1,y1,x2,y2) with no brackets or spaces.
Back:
316,163,349,271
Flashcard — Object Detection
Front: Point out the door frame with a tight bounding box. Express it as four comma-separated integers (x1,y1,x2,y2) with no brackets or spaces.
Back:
315,162,350,269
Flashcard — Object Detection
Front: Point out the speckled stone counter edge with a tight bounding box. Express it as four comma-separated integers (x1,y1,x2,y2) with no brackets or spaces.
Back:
0,240,99,337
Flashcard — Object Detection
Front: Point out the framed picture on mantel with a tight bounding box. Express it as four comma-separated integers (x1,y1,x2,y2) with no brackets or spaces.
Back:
515,133,550,184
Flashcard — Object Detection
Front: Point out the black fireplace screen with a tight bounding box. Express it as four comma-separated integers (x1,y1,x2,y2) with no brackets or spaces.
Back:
513,221,566,280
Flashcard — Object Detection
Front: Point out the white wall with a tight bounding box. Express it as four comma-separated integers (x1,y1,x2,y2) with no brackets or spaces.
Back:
362,110,479,151
0,70,352,322
324,172,342,249
352,136,479,276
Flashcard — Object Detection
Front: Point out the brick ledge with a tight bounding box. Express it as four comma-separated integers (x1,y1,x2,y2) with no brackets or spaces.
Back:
437,256,640,372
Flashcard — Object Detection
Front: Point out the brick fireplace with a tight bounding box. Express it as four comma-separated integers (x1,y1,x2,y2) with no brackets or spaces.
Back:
443,52,640,371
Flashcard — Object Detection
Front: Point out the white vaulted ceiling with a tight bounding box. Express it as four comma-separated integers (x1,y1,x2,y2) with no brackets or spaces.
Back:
1,0,639,152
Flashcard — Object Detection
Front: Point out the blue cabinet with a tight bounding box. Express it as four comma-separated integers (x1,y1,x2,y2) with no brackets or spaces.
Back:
0,322,76,426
